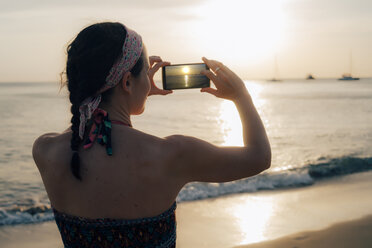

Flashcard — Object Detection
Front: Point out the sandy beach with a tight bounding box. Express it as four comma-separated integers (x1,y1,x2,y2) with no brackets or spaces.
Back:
236,215,372,248
2,215,372,248
1,170,372,248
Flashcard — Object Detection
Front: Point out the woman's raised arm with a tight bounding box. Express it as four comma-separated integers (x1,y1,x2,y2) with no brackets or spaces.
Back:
162,57,271,184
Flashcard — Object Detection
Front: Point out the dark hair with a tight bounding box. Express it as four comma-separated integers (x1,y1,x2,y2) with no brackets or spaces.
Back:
60,22,144,181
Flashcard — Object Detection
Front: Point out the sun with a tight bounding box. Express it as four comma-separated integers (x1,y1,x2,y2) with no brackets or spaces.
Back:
187,0,288,63
182,67,190,74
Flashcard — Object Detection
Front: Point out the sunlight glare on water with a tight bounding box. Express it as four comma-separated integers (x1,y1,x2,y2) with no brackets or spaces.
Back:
219,81,265,146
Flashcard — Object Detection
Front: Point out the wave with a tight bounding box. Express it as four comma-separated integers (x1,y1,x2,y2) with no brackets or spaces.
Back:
178,156,372,202
1,155,371,226
308,156,372,178
0,205,53,226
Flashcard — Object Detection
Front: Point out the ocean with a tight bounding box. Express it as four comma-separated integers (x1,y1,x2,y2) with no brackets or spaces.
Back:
0,79,372,226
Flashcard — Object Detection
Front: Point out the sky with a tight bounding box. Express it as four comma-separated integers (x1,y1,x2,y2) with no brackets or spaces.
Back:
0,0,371,82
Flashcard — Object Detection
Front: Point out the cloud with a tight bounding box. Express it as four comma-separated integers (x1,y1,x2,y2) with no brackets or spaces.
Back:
285,0,372,22
283,0,372,35
0,0,207,14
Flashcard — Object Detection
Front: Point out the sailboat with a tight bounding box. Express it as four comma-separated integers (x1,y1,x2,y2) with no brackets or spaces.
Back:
306,74,315,80
338,74,359,81
338,51,360,81
268,55,282,82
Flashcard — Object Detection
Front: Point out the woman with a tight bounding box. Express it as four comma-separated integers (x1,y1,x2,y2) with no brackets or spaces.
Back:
32,22,271,248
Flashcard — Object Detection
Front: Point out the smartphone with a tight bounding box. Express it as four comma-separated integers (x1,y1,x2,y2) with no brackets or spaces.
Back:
162,63,210,90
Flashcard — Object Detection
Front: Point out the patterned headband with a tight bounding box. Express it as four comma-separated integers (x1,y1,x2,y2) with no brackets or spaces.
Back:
78,26,143,140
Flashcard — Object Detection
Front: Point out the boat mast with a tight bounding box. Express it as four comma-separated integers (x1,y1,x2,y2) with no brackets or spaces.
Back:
350,49,353,75
275,55,279,79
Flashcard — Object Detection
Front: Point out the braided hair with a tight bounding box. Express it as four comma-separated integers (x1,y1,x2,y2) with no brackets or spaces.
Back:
61,22,144,181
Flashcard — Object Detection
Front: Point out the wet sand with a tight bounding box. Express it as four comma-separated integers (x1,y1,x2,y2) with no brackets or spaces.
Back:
236,215,372,248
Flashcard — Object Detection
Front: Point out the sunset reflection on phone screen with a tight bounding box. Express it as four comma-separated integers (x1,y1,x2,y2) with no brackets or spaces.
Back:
182,67,190,74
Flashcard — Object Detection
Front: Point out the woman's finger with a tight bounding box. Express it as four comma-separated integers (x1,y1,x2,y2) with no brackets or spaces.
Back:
201,57,248,101
202,57,216,71
202,58,229,82
209,60,225,71
208,58,238,79
201,70,220,85
202,57,230,82
200,70,228,94
149,56,162,67
202,57,224,72
200,87,219,97
158,89,173,95
149,61,170,75
148,86,173,96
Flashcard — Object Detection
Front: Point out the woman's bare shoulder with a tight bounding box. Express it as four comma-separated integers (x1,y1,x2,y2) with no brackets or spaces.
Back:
33,131,68,149
32,131,68,169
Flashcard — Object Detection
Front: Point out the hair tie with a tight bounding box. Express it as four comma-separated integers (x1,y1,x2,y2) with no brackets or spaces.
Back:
78,26,143,140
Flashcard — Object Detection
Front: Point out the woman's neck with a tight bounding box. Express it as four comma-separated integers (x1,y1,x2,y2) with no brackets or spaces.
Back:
98,102,132,126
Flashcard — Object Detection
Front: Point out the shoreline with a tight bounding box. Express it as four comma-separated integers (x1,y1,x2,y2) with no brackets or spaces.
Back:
2,214,372,248
1,171,372,247
236,214,372,248
177,170,372,247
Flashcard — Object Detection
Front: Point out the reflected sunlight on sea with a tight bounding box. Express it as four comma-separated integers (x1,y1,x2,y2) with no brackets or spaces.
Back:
1,79,372,225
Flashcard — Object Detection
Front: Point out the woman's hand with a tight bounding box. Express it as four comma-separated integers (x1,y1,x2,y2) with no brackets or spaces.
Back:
200,57,248,101
147,56,173,96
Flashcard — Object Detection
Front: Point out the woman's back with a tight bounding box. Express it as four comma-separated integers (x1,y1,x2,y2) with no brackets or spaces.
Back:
32,22,271,247
36,124,181,219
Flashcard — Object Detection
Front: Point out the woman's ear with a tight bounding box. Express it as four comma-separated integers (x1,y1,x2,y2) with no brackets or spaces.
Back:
120,71,132,94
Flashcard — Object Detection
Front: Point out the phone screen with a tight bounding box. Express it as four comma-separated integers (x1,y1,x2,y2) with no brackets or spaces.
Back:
162,63,210,90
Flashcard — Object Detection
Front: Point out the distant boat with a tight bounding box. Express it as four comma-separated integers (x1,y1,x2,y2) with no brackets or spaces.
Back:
267,55,282,82
268,78,282,82
338,74,360,81
338,50,360,81
306,74,315,80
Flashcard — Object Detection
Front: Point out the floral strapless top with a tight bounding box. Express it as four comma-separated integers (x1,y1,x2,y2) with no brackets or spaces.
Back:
53,202,177,248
